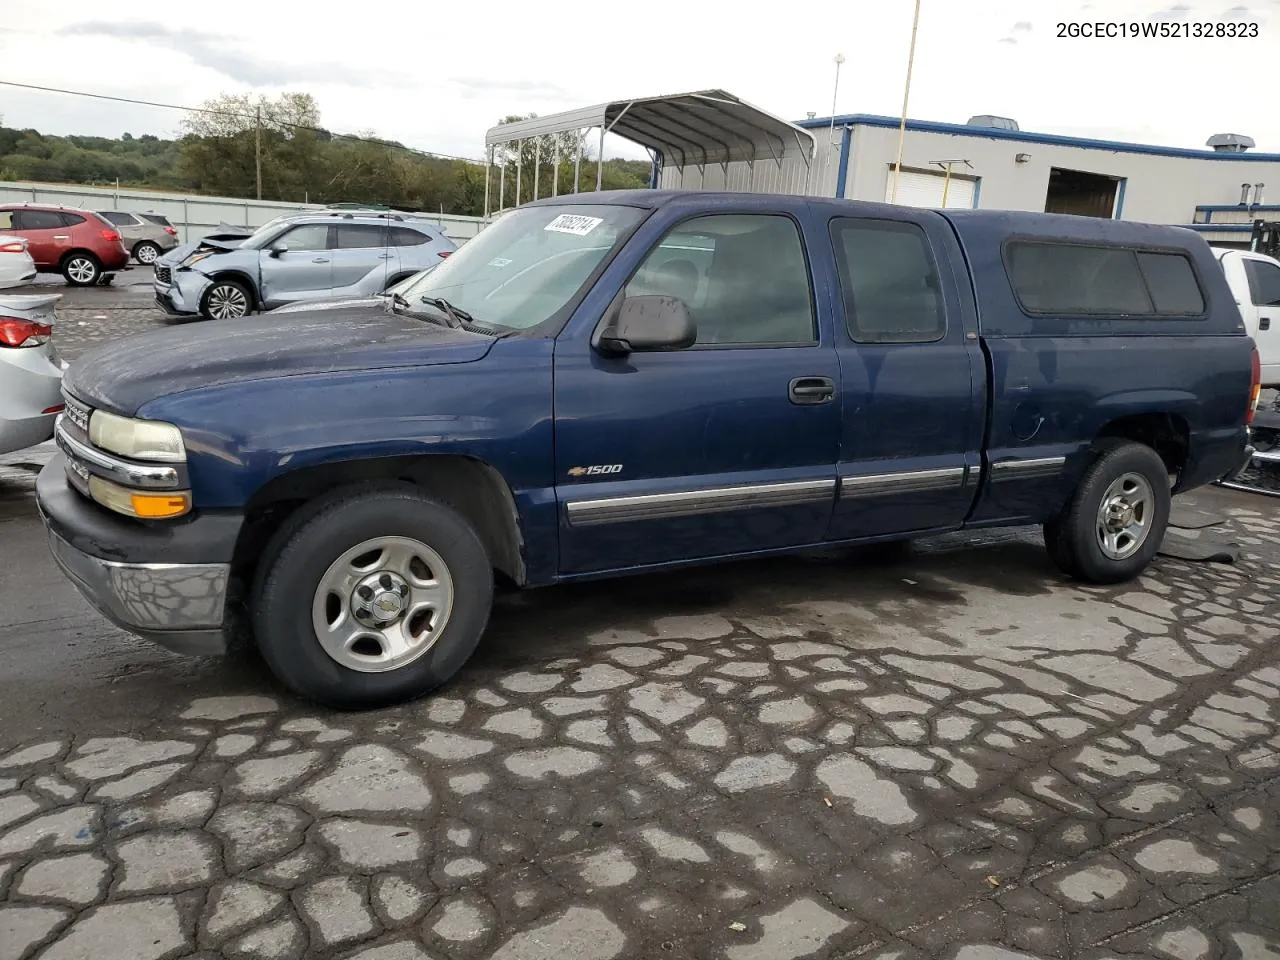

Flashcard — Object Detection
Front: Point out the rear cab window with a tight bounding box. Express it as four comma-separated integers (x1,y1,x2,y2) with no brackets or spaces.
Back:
830,218,945,343
1005,240,1206,317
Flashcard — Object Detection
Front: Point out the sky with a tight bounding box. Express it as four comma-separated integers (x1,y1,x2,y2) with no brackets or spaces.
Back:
2,0,1279,163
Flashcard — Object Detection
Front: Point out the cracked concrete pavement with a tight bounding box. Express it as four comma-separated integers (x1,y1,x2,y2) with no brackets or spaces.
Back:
1,290,1278,960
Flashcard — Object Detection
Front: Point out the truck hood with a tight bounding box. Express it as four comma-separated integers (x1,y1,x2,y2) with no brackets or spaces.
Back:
64,305,496,416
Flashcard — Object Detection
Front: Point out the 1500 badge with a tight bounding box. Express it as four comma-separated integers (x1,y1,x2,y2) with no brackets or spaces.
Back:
567,464,623,477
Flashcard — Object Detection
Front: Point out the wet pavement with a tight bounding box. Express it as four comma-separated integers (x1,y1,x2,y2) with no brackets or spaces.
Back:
0,285,1278,960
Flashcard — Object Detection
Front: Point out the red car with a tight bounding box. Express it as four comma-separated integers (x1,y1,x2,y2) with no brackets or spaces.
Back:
0,204,130,286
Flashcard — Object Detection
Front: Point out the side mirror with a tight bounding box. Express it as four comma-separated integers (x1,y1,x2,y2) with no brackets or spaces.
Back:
595,295,696,357
269,242,289,258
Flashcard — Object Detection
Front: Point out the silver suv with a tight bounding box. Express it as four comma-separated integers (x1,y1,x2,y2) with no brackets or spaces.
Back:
152,210,457,321
97,211,180,265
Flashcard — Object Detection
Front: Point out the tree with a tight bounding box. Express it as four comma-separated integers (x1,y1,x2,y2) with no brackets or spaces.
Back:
179,92,323,200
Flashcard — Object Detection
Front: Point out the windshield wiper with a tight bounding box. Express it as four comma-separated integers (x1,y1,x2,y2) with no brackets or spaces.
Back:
419,296,473,329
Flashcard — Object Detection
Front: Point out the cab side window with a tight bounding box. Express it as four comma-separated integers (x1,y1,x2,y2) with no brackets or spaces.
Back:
1245,259,1280,307
0,211,12,230
625,214,815,346
334,224,392,249
831,218,945,343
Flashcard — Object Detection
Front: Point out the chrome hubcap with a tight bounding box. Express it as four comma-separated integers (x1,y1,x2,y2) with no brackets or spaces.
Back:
68,259,95,283
1096,472,1154,560
208,285,248,319
311,536,455,673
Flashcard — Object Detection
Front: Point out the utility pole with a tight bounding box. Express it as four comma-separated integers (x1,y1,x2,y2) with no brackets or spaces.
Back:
255,105,263,201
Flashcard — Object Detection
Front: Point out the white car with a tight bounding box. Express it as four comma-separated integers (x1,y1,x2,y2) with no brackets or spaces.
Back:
1214,246,1280,387
0,234,37,289
0,293,65,454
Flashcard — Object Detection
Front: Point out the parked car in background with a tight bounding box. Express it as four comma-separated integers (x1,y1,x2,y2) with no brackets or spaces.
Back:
0,235,37,289
97,211,179,265
0,292,63,454
152,211,457,320
1214,246,1280,387
0,205,130,286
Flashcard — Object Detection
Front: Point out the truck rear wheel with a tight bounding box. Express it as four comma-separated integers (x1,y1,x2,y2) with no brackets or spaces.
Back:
251,486,493,709
1043,441,1171,584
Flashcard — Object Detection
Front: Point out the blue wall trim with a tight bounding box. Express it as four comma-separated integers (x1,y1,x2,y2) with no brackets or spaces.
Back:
1195,203,1280,211
794,113,1280,163
1183,223,1252,232
1114,178,1127,219
834,126,852,198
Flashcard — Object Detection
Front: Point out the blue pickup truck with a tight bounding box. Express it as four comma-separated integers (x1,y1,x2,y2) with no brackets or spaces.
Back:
37,191,1260,708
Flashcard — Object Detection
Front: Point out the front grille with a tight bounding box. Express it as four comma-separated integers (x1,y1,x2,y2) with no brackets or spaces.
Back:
154,266,171,284
63,392,90,433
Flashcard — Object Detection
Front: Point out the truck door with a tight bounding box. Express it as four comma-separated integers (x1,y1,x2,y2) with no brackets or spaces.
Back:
552,205,841,574
1242,254,1280,385
821,211,986,540
258,223,334,307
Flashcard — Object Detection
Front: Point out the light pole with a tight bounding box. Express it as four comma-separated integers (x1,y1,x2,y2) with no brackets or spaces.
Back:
890,0,923,204
823,54,845,197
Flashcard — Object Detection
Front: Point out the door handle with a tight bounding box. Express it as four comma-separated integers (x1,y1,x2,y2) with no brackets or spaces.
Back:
312,257,330,263
377,253,393,259
1261,316,1272,331
789,376,835,405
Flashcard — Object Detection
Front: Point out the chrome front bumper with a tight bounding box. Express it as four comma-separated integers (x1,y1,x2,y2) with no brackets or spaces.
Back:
47,528,230,657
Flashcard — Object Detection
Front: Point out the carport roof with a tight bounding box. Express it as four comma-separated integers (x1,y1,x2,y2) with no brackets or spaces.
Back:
483,90,816,168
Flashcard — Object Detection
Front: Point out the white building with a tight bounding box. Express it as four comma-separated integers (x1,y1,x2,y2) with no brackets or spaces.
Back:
484,91,1280,248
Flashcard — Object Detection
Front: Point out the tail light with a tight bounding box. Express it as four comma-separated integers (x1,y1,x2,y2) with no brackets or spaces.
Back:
0,317,52,348
101,230,121,243
0,240,25,254
1246,347,1261,424
164,226,178,236
437,251,451,259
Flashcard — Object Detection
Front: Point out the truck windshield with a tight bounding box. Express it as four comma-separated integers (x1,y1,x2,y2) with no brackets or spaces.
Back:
395,204,644,330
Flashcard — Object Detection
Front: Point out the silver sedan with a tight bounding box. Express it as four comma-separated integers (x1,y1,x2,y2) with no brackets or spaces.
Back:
0,293,65,455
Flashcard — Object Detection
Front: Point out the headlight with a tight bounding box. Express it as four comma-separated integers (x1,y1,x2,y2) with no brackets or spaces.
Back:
89,410,186,462
183,251,213,268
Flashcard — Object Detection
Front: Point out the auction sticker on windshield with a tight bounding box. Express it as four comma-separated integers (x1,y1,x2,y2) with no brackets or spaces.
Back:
544,214,603,237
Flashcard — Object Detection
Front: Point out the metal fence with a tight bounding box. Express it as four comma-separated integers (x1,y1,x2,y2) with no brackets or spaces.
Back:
0,180,488,245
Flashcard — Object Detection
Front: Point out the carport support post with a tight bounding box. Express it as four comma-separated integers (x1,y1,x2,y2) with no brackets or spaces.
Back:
552,140,560,197
515,143,522,207
534,140,541,201
498,153,505,212
574,130,582,192
484,145,493,220
597,126,605,191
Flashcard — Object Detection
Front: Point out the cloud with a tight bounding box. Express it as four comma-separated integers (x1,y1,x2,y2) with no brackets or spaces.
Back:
448,77,576,100
59,21,399,87
1149,4,1192,20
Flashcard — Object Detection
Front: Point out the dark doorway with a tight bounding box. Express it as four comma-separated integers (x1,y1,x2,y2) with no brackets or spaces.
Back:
1045,168,1121,218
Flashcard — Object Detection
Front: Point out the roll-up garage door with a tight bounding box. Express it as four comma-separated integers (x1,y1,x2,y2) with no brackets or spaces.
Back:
884,168,976,209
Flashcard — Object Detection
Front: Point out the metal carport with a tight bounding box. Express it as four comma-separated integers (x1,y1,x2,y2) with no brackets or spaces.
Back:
481,89,817,217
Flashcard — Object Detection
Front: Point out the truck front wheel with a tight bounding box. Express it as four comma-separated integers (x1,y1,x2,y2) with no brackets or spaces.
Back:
1043,441,1171,584
251,486,493,709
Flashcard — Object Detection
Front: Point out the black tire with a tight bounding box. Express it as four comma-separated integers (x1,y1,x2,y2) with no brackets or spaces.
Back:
1043,441,1171,584
200,279,253,320
251,485,493,709
133,241,162,265
61,253,101,286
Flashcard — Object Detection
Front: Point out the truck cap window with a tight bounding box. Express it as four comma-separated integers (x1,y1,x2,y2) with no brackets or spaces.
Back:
625,214,815,346
395,204,643,330
1006,241,1205,317
831,218,945,343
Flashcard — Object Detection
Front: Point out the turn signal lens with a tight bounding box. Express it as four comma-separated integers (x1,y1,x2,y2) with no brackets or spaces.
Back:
88,475,191,519
1247,348,1261,425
